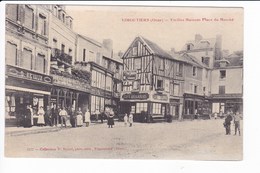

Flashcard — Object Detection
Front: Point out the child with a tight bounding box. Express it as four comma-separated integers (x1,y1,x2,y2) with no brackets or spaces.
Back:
124,113,128,127
129,112,133,127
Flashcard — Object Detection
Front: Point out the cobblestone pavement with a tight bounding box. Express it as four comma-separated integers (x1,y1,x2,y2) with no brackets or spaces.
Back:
5,119,242,160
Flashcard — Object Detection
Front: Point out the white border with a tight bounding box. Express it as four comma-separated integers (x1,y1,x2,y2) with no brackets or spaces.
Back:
1,1,260,173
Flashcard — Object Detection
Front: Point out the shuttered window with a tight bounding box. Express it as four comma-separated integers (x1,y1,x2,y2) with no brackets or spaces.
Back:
24,5,33,29
21,48,33,70
6,42,18,66
219,86,225,94
36,54,45,73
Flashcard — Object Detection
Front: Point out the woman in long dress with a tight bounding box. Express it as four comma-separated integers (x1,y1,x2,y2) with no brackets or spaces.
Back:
76,108,83,127
107,109,115,128
37,106,45,127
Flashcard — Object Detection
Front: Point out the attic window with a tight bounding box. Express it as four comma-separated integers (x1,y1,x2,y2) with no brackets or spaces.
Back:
187,44,193,51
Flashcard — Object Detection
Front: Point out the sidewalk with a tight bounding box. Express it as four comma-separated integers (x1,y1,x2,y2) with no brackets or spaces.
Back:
5,126,61,136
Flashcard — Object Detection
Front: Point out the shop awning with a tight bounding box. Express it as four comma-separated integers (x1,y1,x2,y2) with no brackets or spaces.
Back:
6,85,51,95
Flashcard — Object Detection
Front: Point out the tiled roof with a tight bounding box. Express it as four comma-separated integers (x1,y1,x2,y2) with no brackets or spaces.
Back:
178,53,208,68
214,54,243,68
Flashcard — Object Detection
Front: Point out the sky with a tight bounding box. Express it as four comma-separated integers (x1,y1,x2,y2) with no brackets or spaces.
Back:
66,6,243,54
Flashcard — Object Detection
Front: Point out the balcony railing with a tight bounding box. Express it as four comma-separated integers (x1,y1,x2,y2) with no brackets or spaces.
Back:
51,48,72,65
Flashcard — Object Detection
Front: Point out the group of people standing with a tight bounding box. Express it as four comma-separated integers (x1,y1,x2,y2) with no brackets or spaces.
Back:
123,112,134,127
223,111,243,136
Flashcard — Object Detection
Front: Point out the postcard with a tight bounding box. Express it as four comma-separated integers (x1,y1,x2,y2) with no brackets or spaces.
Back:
4,4,243,160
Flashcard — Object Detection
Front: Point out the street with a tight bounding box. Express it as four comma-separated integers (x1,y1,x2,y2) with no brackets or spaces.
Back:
5,119,242,160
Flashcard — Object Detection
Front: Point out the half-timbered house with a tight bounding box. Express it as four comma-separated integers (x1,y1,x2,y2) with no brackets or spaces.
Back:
120,36,184,122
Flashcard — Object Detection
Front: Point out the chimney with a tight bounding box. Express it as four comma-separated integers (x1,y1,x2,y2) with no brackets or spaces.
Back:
215,35,222,60
195,34,203,42
103,39,113,51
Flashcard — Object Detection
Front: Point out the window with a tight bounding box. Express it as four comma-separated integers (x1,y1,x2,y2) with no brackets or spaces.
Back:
219,86,225,94
69,19,72,29
38,14,46,35
159,58,164,70
220,70,226,79
194,85,198,94
136,103,147,113
174,84,179,96
157,79,163,89
187,44,193,50
170,83,174,95
35,54,46,73
106,76,112,91
61,44,65,54
178,63,183,76
24,5,34,29
6,42,18,66
7,4,19,22
83,49,86,61
203,87,206,92
192,66,197,76
92,70,97,87
153,103,161,114
21,48,33,70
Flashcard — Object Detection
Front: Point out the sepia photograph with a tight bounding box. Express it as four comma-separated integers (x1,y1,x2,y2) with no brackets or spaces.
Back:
4,4,243,160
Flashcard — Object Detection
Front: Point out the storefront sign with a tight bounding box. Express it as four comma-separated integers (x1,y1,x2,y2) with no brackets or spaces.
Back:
6,65,52,84
52,74,91,92
123,70,137,80
122,93,149,100
153,94,168,101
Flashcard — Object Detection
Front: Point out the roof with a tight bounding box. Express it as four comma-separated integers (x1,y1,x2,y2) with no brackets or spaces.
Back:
141,37,173,60
78,34,102,47
181,38,216,51
214,54,243,68
177,53,209,69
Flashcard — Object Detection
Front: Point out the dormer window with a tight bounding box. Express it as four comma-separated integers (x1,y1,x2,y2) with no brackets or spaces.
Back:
187,43,193,51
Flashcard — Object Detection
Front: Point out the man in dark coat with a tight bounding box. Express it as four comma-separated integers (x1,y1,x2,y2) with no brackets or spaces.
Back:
23,105,32,128
224,111,233,135
51,104,58,127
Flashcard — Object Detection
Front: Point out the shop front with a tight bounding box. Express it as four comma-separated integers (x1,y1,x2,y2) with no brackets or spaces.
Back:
120,91,170,122
5,65,52,127
183,93,209,119
211,94,243,116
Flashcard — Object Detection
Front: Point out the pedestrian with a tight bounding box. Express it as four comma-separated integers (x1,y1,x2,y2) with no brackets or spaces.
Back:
223,111,233,135
124,113,128,126
23,105,32,128
37,106,45,127
233,111,242,136
214,112,217,119
100,111,104,123
76,108,83,127
129,112,133,127
59,107,68,128
107,109,115,128
84,109,91,127
69,107,76,128
45,106,52,126
51,104,58,127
